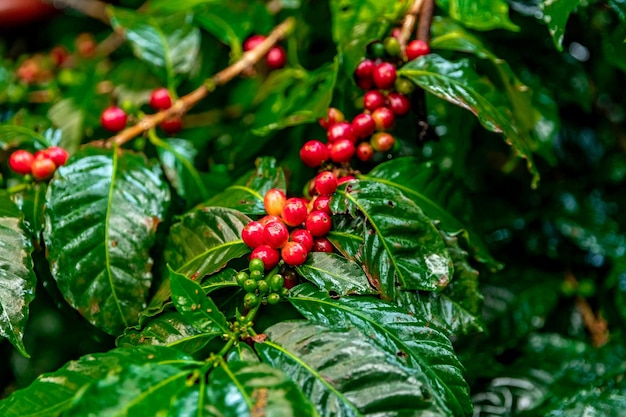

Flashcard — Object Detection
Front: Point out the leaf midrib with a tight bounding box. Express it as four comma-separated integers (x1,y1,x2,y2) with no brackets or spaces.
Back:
176,240,245,274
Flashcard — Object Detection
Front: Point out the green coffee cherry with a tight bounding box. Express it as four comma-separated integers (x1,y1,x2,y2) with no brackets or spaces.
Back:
257,279,269,294
368,42,385,58
394,78,415,95
244,293,260,308
243,279,258,293
250,270,263,282
249,258,265,274
383,37,401,57
269,274,284,292
236,271,249,287
267,293,281,305
280,287,289,297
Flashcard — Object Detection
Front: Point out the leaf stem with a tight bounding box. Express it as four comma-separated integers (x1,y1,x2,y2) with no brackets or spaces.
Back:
417,0,435,44
398,0,425,58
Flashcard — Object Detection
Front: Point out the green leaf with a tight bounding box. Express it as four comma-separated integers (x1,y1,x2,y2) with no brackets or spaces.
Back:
326,215,366,261
329,0,409,79
10,183,47,238
295,252,375,296
170,266,230,335
399,54,541,186
108,7,201,86
284,285,472,415
436,0,519,31
0,192,36,357
251,62,339,136
540,0,583,51
43,147,171,335
331,180,453,297
0,125,48,151
0,345,192,416
201,157,286,215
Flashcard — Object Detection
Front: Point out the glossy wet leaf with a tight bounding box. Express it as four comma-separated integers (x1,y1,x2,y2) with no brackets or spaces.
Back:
331,180,453,297
0,192,36,357
436,0,519,31
288,284,472,416
0,346,192,417
540,0,582,51
326,215,366,261
43,148,170,335
0,125,47,150
201,157,285,215
295,252,375,296
10,182,47,238
400,54,541,186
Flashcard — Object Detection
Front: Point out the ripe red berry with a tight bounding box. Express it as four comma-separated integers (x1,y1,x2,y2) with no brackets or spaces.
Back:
329,139,355,163
31,155,57,180
372,62,396,90
306,210,332,236
406,40,430,60
250,244,280,270
9,150,34,175
160,117,182,135
371,132,396,152
50,46,69,67
101,106,127,132
363,90,387,112
351,113,376,138
337,175,356,185
372,107,395,131
243,35,266,51
355,76,374,90
327,122,356,143
283,269,299,289
290,228,314,252
319,107,345,130
266,46,286,69
281,241,308,266
263,221,289,249
387,93,411,116
149,87,173,110
314,171,338,195
242,221,265,248
354,59,375,79
356,142,374,161
312,195,331,214
259,215,283,226
44,146,69,166
281,198,308,227
300,140,329,168
264,188,287,216
313,237,333,253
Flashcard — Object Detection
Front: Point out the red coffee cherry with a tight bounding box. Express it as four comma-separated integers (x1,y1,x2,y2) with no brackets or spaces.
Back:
250,244,280,270
50,46,69,67
290,228,314,252
356,142,374,161
306,210,332,236
264,188,287,216
372,62,396,90
406,40,430,60
281,198,308,227
101,106,128,132
313,237,333,253
371,132,396,152
337,175,356,185
355,76,373,90
314,171,338,195
282,269,299,289
243,35,266,51
263,221,289,249
45,146,69,166
149,87,173,110
387,92,411,116
312,195,331,214
31,155,56,180
326,122,356,143
351,113,376,138
300,140,329,168
281,241,308,266
160,117,182,135
266,46,286,69
319,107,345,130
329,139,355,163
363,90,387,112
259,215,283,226
354,59,375,79
242,221,265,248
9,150,34,175
372,107,395,131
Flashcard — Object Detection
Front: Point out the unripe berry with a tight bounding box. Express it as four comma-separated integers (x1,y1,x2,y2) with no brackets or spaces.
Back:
243,35,266,51
387,92,411,116
76,33,96,58
266,46,286,69
313,237,333,253
45,146,69,166
264,188,287,216
363,90,387,112
101,106,127,132
149,87,173,110
371,132,396,152
356,142,374,161
300,140,329,168
282,241,308,266
267,293,281,304
50,46,69,67
242,221,265,248
368,42,386,59
312,195,331,214
406,40,430,60
314,171,338,195
383,36,401,57
249,258,265,274
160,117,182,135
9,150,34,175
351,113,376,138
327,122,356,143
31,155,57,180
250,244,280,270
281,198,308,227
329,139,355,163
306,210,332,236
372,62,396,90
395,78,415,95
319,107,345,130
371,107,395,131
290,228,314,252
263,221,289,249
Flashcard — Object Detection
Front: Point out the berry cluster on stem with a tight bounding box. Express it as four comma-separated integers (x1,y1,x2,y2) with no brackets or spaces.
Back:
8,146,69,181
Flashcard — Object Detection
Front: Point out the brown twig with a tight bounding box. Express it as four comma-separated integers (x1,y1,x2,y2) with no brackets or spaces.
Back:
417,0,435,44
47,0,110,24
398,0,425,57
565,271,609,347
98,17,294,148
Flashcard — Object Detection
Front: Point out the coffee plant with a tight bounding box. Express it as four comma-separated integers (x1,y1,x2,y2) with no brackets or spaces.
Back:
1,0,625,415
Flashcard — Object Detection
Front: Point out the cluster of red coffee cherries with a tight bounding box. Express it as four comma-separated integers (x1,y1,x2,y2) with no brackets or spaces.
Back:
8,146,69,180
241,183,336,269
242,35,286,70
100,87,181,135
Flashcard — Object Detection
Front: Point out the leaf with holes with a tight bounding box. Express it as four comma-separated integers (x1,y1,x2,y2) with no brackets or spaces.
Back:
43,147,170,335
